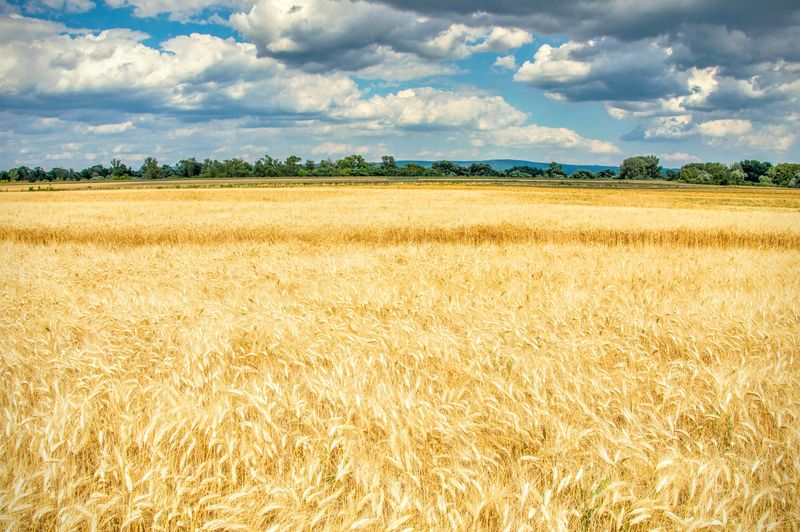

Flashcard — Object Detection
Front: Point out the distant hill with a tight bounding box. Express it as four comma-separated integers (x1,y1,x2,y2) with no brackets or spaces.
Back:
397,159,620,174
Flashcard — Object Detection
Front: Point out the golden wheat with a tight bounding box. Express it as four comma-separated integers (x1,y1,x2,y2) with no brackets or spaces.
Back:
1,185,799,530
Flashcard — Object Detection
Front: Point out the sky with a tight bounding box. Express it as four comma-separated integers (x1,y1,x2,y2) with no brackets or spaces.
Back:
0,0,799,169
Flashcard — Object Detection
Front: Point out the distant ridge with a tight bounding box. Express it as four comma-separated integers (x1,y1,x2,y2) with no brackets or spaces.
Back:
397,159,620,174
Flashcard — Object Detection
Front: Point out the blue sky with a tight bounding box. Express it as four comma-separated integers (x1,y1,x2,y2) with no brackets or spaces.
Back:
1,0,798,169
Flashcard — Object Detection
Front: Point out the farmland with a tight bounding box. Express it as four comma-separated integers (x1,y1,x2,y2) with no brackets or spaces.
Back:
1,185,799,529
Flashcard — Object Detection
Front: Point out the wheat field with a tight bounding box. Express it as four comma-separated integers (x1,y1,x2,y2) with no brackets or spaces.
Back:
1,185,799,530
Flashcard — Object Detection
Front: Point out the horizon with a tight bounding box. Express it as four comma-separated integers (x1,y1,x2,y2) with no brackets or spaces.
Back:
1,153,788,175
1,1,799,168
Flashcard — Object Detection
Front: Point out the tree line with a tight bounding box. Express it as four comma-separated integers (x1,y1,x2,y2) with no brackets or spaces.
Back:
618,156,799,187
1,154,798,187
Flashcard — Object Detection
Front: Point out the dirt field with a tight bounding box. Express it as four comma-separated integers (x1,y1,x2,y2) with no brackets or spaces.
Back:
1,185,799,529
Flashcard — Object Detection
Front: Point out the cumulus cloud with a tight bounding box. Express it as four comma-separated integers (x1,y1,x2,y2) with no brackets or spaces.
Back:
699,123,796,153
745,125,796,153
515,38,684,102
515,34,797,157
366,0,800,48
489,125,620,154
105,0,253,20
336,87,527,131
473,27,532,52
0,13,64,42
311,142,368,156
642,116,694,140
1,14,624,167
78,120,136,134
231,0,446,71
493,55,516,70
3,0,799,165
696,119,752,138
230,0,533,75
659,152,701,166
0,17,360,118
636,116,795,154
353,47,459,81
514,42,590,83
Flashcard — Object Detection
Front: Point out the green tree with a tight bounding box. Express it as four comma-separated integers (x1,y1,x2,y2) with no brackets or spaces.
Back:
432,160,463,176
338,154,370,176
729,164,746,184
140,157,163,179
80,164,109,180
545,162,566,178
767,163,800,187
176,158,201,178
201,158,222,178
619,155,661,180
680,162,731,185
219,158,253,177
254,155,282,177
398,163,430,177
380,155,398,176
160,164,175,178
504,166,544,178
9,167,32,182
48,167,78,181
313,159,340,176
570,169,595,179
110,158,129,179
739,160,772,183
283,155,302,176
596,169,617,179
467,162,496,176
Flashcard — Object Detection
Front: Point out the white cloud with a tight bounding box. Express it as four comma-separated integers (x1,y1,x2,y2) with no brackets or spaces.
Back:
743,125,796,152
337,87,528,131
493,55,517,70
659,152,701,166
79,121,135,134
696,119,752,137
2,15,622,167
0,20,361,116
354,47,459,81
0,13,64,43
777,78,800,97
105,0,252,20
230,0,535,76
421,23,486,59
685,67,718,102
605,105,627,120
473,26,532,52
489,125,620,154
514,42,591,84
311,142,368,156
230,0,418,61
644,115,693,139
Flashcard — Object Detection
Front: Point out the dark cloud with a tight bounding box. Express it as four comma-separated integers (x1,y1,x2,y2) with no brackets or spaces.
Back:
368,0,800,41
514,38,686,102
230,0,534,74
669,24,800,76
684,78,781,114
370,0,800,78
230,1,453,72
